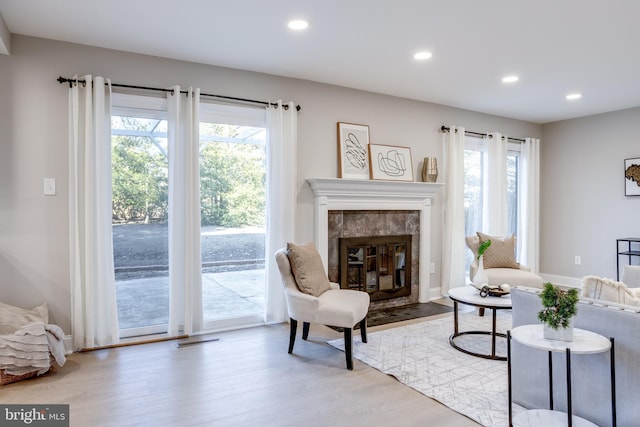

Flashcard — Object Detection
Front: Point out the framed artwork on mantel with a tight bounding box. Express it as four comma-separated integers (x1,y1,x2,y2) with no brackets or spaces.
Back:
368,143,414,182
337,122,370,180
625,157,640,196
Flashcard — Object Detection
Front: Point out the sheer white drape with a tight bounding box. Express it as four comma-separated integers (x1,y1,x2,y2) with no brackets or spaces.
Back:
265,101,297,323
484,132,509,236
442,126,466,292
518,137,540,271
68,75,119,350
167,87,203,336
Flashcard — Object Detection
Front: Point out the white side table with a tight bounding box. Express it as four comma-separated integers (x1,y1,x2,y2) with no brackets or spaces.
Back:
508,324,616,427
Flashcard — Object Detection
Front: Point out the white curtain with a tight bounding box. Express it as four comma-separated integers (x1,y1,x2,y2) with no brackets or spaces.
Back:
519,137,540,271
264,101,297,323
167,87,203,336
484,132,509,236
442,126,466,292
68,75,119,350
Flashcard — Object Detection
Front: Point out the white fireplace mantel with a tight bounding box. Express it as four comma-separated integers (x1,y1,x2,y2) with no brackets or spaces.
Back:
306,178,444,302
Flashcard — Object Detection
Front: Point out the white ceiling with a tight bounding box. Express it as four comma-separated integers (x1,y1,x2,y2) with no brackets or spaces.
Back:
1,0,639,124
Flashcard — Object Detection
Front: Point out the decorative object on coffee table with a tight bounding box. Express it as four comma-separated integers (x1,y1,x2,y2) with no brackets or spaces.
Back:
538,282,578,342
472,239,491,288
479,284,511,298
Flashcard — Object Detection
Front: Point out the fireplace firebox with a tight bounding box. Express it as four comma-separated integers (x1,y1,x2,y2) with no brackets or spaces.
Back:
339,235,412,301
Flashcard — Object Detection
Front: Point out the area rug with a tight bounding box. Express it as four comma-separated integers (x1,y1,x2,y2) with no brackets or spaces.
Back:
328,310,524,427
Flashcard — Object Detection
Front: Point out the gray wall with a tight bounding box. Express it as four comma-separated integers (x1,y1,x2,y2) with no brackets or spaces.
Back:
540,108,640,279
0,35,543,332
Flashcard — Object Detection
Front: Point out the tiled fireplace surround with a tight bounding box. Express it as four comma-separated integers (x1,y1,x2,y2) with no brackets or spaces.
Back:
307,178,443,308
328,210,419,309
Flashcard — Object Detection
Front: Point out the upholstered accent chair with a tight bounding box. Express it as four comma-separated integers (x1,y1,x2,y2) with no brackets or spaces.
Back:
275,245,370,370
465,233,543,289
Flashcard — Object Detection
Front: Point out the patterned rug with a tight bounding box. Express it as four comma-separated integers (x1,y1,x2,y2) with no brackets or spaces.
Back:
328,310,525,427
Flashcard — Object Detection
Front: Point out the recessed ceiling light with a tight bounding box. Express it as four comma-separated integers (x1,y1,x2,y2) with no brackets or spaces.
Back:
288,20,309,30
413,51,433,60
566,93,582,100
502,75,519,83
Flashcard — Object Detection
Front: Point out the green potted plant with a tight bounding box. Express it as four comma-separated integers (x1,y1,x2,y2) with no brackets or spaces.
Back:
538,282,579,341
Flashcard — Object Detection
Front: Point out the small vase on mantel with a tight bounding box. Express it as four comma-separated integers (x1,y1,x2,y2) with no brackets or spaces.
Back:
472,255,489,288
422,157,438,182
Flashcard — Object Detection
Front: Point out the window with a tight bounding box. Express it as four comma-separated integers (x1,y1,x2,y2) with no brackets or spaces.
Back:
464,136,520,272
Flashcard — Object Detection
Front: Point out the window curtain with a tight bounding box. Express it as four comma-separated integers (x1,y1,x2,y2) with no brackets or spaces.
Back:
68,75,119,350
442,126,466,292
264,101,297,323
484,132,509,236
167,87,203,336
518,137,540,271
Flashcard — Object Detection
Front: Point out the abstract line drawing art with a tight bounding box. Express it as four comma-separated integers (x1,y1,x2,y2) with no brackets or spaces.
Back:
338,122,370,179
368,144,414,182
345,132,367,170
377,148,407,176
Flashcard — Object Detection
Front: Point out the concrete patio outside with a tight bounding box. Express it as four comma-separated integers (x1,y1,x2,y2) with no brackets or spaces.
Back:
116,269,265,330
113,223,266,331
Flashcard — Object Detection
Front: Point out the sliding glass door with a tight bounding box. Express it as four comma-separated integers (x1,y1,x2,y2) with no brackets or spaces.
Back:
199,104,267,331
111,95,268,337
111,94,170,338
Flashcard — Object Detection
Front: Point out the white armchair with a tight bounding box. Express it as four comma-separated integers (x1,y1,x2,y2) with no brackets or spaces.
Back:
275,247,370,370
466,234,543,289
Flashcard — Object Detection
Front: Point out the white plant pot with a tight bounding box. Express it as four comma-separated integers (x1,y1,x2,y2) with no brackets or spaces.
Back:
543,322,574,342
472,255,489,288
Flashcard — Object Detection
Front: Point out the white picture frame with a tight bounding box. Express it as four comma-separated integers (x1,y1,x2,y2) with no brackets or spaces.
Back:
625,157,640,196
368,144,414,182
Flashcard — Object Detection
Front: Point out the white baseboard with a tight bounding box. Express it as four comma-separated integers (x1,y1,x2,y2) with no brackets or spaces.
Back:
63,335,73,354
427,286,442,301
539,273,581,288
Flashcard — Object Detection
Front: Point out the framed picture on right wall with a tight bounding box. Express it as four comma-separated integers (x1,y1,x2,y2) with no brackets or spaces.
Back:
625,157,640,196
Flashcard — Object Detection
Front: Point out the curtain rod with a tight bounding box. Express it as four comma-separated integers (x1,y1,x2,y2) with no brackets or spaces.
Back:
57,76,301,112
440,125,525,143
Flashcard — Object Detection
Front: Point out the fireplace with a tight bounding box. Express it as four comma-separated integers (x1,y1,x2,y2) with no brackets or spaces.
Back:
307,178,443,303
340,235,412,301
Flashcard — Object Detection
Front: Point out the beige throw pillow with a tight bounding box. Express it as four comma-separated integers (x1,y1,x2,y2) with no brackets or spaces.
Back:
0,301,49,335
287,242,332,297
477,232,520,269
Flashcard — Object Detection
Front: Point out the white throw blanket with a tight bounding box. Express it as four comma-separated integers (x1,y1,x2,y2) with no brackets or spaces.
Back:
0,321,66,376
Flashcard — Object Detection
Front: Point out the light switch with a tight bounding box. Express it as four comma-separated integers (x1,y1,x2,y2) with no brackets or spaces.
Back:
44,178,56,196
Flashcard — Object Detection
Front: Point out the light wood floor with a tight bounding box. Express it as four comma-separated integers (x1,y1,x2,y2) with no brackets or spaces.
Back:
1,310,479,427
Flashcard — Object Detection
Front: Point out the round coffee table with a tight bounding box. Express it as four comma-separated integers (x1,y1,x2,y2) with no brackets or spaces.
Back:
448,286,512,360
